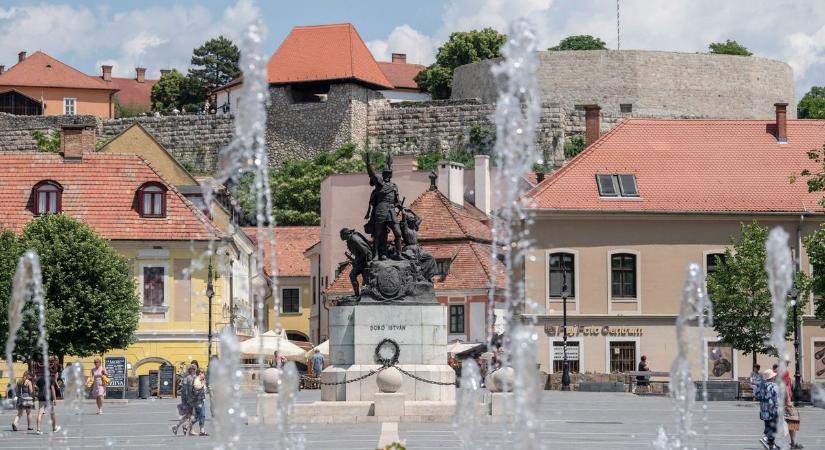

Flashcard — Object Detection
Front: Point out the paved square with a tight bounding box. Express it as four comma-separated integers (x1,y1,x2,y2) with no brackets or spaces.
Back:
0,391,822,449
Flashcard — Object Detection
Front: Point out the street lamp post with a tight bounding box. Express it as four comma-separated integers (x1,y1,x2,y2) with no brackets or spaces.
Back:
790,280,802,405
228,257,235,333
206,259,215,360
561,265,571,391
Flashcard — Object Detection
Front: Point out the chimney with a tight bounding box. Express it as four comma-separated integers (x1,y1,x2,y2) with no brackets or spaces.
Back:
18,51,26,63
60,124,96,161
0,65,5,75
584,104,601,147
136,67,146,83
536,171,545,183
391,53,407,64
160,69,171,77
775,102,788,143
101,65,112,82
437,160,465,206
474,155,491,215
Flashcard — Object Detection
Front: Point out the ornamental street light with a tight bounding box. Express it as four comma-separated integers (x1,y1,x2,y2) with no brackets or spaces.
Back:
206,258,215,360
790,279,802,405
561,264,571,391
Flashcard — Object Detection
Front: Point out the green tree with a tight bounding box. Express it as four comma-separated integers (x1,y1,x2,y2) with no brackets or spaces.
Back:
802,225,825,323
233,144,367,225
799,86,825,119
563,134,586,159
549,35,607,51
0,215,141,362
31,130,60,153
707,222,805,366
188,36,241,95
114,98,149,118
151,69,185,113
708,39,752,56
415,28,507,99
0,230,22,353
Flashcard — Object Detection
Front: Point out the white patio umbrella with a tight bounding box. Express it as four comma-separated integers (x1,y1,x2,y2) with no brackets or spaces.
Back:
305,340,329,359
447,340,482,356
239,330,306,361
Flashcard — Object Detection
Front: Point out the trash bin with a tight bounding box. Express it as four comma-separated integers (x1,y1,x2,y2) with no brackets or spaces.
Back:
138,375,150,399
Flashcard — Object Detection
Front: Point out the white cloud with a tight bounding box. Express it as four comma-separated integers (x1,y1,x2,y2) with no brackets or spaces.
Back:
0,1,259,79
367,25,435,65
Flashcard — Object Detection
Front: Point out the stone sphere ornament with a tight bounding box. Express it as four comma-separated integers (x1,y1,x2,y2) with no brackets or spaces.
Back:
484,373,499,392
491,367,515,393
262,367,281,393
376,367,403,393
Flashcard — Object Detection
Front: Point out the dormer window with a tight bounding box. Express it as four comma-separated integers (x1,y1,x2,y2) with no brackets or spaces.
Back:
138,183,167,218
596,174,639,197
33,181,62,215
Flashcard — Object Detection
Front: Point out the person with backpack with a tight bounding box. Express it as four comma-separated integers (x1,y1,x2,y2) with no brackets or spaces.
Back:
11,372,33,432
171,364,196,436
191,369,208,436
755,368,780,450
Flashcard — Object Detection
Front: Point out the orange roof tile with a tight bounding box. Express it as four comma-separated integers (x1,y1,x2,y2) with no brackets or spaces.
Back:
243,226,319,277
376,61,424,90
527,119,825,214
0,152,221,241
110,77,157,110
0,51,117,91
267,23,393,89
410,189,491,242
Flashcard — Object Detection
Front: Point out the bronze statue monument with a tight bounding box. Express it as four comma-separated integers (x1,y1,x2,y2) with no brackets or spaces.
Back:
337,152,436,303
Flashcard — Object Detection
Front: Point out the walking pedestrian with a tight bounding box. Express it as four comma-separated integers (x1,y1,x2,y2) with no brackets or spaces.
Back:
192,369,208,436
311,349,324,376
35,374,60,435
11,371,34,432
90,358,109,415
772,364,803,449
171,364,196,436
755,368,780,450
749,364,762,391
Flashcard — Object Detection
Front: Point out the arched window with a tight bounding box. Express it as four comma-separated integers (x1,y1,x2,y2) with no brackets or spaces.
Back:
32,181,62,215
138,183,167,218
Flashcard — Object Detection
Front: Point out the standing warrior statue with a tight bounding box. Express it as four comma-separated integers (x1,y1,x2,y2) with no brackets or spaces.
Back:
364,152,403,260
399,208,437,281
339,228,373,297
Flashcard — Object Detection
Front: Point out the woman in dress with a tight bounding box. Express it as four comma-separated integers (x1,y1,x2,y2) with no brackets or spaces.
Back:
11,371,34,432
90,358,108,415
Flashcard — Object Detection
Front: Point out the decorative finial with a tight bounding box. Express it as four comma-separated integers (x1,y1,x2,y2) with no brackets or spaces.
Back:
428,170,438,191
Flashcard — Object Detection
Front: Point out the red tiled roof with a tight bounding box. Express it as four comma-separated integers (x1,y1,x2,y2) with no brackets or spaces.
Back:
110,77,157,110
0,51,117,91
0,152,221,241
376,61,424,90
410,189,491,242
243,226,319,277
527,119,825,214
267,23,393,89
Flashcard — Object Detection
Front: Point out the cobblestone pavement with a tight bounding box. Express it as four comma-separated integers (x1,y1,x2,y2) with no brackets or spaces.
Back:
0,391,822,449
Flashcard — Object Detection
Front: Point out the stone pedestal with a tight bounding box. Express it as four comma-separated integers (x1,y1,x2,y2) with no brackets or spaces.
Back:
257,393,279,424
490,392,513,416
321,302,455,402
374,392,405,416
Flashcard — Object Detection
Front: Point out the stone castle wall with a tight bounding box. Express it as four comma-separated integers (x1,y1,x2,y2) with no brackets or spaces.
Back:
0,113,233,172
452,50,796,119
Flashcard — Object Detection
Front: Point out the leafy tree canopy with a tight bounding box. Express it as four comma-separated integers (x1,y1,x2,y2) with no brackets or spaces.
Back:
707,222,805,365
151,69,186,113
799,86,825,119
802,225,825,323
188,36,241,94
708,39,752,56
415,28,507,100
549,35,607,51
31,130,60,153
0,215,140,362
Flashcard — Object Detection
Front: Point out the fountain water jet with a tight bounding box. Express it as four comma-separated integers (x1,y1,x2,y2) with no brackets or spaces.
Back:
4,250,55,444
487,17,541,449
765,227,793,449
454,359,483,449
654,263,713,450
210,329,244,449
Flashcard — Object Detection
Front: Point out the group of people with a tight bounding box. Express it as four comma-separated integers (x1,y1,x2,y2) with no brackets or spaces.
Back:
171,362,209,437
8,356,110,435
751,363,803,450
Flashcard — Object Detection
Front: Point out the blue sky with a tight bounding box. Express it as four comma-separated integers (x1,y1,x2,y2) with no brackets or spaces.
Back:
1,0,824,97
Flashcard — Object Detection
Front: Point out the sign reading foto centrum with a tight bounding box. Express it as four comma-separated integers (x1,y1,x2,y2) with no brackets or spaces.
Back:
544,325,643,337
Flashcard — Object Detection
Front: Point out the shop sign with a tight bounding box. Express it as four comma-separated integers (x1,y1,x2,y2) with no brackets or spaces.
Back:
543,324,642,337
552,343,580,361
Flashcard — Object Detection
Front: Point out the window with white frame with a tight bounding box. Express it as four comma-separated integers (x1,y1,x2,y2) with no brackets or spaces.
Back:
552,340,580,373
548,252,575,298
449,304,465,334
281,288,300,314
610,253,637,298
63,98,76,115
